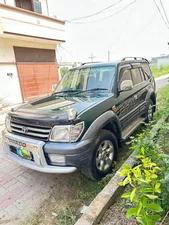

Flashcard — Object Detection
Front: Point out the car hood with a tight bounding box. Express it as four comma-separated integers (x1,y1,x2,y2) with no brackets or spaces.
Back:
11,93,112,121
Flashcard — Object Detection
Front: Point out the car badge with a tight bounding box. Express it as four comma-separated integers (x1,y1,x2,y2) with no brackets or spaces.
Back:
22,127,29,134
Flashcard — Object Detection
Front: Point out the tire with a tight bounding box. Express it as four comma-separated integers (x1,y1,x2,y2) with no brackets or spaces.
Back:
145,99,154,123
81,130,118,181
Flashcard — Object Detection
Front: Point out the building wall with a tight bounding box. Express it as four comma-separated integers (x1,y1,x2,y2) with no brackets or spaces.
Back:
0,64,22,104
5,0,15,6
0,39,22,104
40,0,48,16
0,5,65,41
157,57,169,70
0,38,57,104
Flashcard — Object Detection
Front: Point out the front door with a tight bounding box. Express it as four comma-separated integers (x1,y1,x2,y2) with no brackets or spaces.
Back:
117,66,139,129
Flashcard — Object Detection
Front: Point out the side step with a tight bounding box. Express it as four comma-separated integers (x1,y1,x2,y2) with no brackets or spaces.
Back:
122,117,145,141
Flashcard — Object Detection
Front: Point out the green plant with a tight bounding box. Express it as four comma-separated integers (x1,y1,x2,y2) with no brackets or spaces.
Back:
151,65,169,78
119,147,163,225
60,67,69,78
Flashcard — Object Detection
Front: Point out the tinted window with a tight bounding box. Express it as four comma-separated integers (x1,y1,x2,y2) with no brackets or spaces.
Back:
120,69,132,83
139,68,145,81
131,68,142,85
142,63,152,75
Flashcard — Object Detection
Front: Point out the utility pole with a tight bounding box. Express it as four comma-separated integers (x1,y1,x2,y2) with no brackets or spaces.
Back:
88,54,95,62
108,51,110,61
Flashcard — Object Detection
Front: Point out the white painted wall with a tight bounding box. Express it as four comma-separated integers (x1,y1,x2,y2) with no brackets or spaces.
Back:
40,0,48,16
0,6,65,41
0,38,57,104
0,40,22,104
1,38,57,50
0,65,22,104
5,0,15,6
0,39,15,62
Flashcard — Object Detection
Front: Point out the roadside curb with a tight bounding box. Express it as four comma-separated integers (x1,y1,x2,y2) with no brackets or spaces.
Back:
75,112,169,225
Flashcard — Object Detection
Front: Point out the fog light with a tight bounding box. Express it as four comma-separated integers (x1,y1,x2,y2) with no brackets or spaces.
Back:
49,154,66,166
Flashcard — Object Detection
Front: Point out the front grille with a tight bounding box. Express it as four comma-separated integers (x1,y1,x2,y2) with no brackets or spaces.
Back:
10,121,51,140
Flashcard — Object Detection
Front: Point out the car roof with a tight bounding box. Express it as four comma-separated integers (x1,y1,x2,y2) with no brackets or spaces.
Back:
71,59,149,70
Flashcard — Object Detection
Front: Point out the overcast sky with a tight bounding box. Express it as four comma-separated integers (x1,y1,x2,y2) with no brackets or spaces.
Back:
49,0,169,62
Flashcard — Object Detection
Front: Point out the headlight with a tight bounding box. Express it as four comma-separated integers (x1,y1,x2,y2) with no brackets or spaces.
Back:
5,114,11,132
50,122,84,142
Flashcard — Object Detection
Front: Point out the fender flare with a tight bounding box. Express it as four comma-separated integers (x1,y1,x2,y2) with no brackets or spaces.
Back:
145,90,156,112
81,110,122,141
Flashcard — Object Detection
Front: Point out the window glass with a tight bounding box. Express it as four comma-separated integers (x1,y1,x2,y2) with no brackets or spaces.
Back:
131,68,142,85
142,63,151,75
144,71,150,80
120,69,132,83
139,68,145,81
15,0,33,11
55,66,116,93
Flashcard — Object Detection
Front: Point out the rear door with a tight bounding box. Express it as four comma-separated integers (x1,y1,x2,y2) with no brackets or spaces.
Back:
130,64,149,116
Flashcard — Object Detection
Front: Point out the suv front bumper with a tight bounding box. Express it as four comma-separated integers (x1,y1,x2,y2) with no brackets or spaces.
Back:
3,131,95,174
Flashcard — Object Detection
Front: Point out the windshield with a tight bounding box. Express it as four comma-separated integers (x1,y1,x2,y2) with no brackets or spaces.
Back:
55,66,116,93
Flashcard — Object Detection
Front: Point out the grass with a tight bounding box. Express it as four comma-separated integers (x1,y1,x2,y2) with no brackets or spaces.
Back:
21,85,169,225
155,84,169,121
151,65,169,78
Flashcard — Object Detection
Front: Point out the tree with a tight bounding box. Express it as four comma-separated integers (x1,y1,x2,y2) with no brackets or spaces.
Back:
60,67,69,78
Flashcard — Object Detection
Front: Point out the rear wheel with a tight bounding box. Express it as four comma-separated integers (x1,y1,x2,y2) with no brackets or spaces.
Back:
82,130,118,180
145,99,154,123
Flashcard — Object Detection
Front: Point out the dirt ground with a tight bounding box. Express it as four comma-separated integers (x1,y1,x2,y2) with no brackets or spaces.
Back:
100,201,137,225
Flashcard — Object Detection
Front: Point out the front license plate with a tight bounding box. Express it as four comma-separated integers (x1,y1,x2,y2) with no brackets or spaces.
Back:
16,146,32,160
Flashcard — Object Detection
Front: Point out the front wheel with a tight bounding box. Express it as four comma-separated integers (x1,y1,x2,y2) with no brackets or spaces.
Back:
81,130,118,180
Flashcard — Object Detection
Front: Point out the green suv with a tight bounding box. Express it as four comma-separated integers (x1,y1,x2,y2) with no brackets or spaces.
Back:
3,57,156,180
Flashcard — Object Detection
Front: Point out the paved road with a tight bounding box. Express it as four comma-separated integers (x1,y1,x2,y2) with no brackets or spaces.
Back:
0,74,169,225
155,74,169,90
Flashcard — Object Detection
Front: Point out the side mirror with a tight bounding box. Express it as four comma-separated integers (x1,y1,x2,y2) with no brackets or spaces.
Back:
120,80,133,91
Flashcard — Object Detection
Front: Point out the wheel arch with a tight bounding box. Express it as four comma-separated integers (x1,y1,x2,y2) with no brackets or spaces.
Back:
81,110,122,145
101,120,121,147
150,92,156,112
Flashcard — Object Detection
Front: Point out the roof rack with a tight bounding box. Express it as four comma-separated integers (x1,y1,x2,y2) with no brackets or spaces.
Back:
81,61,101,66
121,57,149,64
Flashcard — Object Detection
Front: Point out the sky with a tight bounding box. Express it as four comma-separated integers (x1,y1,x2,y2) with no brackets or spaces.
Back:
48,0,169,63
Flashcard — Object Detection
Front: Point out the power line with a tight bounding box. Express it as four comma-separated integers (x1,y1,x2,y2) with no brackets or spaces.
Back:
67,0,136,24
67,0,122,21
153,0,169,29
159,0,169,26
59,44,72,56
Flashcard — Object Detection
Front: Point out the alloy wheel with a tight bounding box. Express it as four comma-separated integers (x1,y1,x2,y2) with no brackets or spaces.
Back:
96,140,114,172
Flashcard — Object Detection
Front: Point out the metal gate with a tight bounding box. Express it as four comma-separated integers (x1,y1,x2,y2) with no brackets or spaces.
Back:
16,62,59,101
14,47,59,101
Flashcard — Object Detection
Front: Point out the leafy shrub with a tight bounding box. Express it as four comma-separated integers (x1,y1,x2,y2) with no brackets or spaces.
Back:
119,123,169,225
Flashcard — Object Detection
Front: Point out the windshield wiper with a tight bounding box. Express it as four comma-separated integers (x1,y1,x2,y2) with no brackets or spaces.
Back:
76,88,109,94
52,90,80,95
